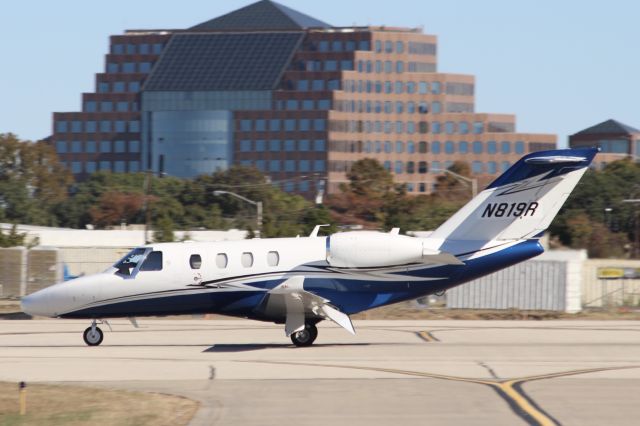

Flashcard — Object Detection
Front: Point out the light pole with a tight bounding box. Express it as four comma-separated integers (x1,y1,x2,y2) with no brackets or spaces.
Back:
431,168,478,198
213,190,263,238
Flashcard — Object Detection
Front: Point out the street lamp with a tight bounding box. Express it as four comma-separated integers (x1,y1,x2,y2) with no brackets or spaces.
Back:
431,169,478,198
213,190,263,238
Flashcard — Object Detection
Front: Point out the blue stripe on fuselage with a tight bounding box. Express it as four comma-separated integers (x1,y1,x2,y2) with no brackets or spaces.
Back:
60,240,543,319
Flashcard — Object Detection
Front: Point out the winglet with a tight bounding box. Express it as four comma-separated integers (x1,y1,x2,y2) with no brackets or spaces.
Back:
309,224,330,237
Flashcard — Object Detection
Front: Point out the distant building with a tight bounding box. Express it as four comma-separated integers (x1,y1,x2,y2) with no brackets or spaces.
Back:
569,119,640,169
50,0,556,196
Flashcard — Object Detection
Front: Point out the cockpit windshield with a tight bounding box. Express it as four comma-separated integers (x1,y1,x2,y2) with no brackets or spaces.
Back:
114,248,149,277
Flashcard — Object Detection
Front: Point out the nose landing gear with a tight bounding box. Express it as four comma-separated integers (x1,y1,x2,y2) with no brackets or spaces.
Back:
83,319,104,346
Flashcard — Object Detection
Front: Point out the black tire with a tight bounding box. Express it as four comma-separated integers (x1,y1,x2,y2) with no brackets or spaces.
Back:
83,326,104,346
291,324,318,347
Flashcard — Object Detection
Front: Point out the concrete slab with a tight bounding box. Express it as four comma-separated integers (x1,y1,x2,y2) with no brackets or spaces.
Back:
1,319,639,425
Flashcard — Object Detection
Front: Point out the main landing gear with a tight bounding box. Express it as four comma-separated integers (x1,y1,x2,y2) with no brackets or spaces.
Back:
290,323,318,347
83,319,104,346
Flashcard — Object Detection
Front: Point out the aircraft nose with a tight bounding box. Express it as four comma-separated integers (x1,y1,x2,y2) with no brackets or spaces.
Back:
21,289,53,317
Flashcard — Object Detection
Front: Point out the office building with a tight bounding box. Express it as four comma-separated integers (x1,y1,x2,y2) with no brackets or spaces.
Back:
50,0,556,195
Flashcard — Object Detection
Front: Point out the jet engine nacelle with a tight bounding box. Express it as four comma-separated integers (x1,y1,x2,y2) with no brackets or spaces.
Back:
326,231,425,268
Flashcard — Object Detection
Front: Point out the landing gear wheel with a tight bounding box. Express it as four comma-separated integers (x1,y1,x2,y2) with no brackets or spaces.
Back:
291,324,318,347
83,326,104,346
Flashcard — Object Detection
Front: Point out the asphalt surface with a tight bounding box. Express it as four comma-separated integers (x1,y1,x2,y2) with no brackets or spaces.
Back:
1,319,639,425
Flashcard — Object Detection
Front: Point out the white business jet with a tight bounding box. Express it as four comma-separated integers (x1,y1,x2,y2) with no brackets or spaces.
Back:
21,148,597,347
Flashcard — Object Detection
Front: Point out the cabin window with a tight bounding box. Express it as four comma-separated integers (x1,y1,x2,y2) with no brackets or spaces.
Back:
267,251,280,267
216,253,228,269
241,252,254,268
190,254,202,269
140,251,163,271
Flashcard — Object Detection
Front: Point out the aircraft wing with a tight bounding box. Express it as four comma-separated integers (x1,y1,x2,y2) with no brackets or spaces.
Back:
268,276,355,336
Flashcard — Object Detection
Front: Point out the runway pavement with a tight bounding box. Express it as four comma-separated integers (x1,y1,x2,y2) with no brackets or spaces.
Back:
1,319,639,425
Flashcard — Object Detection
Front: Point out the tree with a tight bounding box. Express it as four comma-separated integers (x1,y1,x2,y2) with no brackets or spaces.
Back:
0,134,72,226
153,216,175,242
0,224,26,248
89,191,145,228
432,161,473,202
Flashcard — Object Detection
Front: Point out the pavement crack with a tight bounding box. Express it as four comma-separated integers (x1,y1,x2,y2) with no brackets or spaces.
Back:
477,361,500,379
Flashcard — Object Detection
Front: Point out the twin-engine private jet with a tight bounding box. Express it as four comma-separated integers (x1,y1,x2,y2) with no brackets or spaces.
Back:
22,148,597,347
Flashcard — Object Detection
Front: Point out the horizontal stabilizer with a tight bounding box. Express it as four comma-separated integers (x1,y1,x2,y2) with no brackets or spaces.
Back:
422,249,465,265
524,155,586,164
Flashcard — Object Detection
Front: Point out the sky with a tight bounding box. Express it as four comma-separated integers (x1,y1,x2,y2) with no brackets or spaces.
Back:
1,0,639,147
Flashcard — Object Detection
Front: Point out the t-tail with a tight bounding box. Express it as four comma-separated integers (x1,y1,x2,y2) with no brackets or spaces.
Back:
429,148,598,254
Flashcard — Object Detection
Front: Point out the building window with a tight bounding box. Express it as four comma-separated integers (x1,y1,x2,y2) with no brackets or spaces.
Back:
139,44,149,54
115,161,125,172
100,161,111,171
314,160,326,172
487,140,497,154
126,44,136,54
314,139,326,151
116,101,128,112
375,40,382,52
394,161,403,174
431,102,441,114
445,121,455,134
100,140,110,153
501,141,511,154
432,141,441,154
299,160,310,172
115,140,126,153
407,141,415,153
115,121,126,132
312,80,325,91
418,162,428,174
130,140,140,152
396,41,404,53
459,141,468,154
384,40,393,53
101,101,113,112
459,122,469,134
56,141,67,153
98,82,109,93
112,44,124,54
502,161,511,172
359,40,371,51
284,119,295,131
472,161,483,174
129,81,140,92
445,140,455,154
122,62,135,73
407,122,415,134
86,140,96,153
269,140,281,151
240,120,252,131
418,141,428,153
71,161,82,173
487,161,497,174
240,140,252,152
100,121,111,132
473,122,484,134
269,160,281,172
85,121,97,133
286,100,298,110
269,119,280,131
473,141,483,154
318,40,329,52
396,61,404,73
129,161,139,172
297,119,310,131
515,141,525,154
407,161,415,174
139,62,152,73
84,101,97,112
431,161,441,173
152,43,163,54
113,82,125,93
432,81,441,94
255,160,265,171
86,162,97,173
431,122,441,134
285,160,295,172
